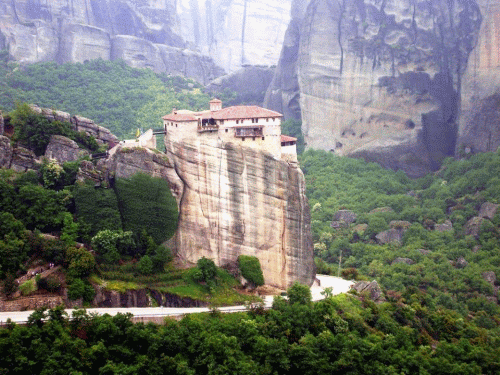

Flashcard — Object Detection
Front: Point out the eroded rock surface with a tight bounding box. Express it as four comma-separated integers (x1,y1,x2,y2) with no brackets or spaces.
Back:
45,135,89,164
268,0,487,177
163,137,315,289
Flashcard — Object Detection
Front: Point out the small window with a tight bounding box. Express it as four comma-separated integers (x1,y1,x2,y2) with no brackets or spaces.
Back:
236,120,239,124
176,124,178,127
225,129,228,133
252,137,256,141
242,137,245,141
262,137,265,140
266,118,269,122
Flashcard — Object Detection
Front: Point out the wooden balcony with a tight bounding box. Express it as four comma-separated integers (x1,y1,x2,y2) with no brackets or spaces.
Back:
198,124,219,133
234,127,263,138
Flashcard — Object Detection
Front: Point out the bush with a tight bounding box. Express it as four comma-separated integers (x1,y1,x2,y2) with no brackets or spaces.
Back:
67,278,95,302
37,275,61,293
287,282,312,305
237,255,264,286
136,255,153,275
19,279,37,296
2,273,17,296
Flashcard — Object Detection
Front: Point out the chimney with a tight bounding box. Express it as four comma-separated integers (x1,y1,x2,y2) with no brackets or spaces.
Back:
209,98,222,111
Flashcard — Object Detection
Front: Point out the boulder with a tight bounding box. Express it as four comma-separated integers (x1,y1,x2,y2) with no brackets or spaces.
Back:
351,280,385,303
45,135,89,164
435,220,454,232
375,228,405,245
482,271,497,286
10,147,38,172
333,210,357,224
330,221,349,229
478,202,499,220
455,257,469,269
392,257,414,266
418,249,432,255
464,217,486,238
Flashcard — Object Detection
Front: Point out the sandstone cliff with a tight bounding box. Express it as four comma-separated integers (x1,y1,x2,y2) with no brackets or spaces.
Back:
0,0,292,80
0,0,224,84
267,0,489,177
458,0,500,154
103,142,314,289
163,137,314,289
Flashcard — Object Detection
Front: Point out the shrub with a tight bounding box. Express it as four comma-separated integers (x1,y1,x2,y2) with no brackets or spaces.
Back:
2,273,17,296
19,279,36,296
137,255,153,275
67,278,95,302
237,255,264,286
287,282,312,305
37,275,61,293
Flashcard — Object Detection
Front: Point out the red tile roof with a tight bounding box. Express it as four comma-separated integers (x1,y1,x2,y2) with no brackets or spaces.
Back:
162,105,283,122
212,106,283,120
162,113,197,121
281,135,297,143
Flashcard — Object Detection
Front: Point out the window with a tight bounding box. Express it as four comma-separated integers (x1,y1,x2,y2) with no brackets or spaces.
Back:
252,137,256,141
242,137,245,141
262,137,265,140
225,129,228,133
236,120,239,124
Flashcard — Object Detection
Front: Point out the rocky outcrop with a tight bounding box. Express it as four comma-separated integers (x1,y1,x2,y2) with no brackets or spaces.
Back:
458,0,500,154
351,280,385,303
478,202,499,220
0,135,12,168
464,216,486,237
10,147,38,172
333,210,357,224
206,66,275,106
30,105,119,146
45,135,89,164
163,136,314,289
375,228,406,245
435,220,454,232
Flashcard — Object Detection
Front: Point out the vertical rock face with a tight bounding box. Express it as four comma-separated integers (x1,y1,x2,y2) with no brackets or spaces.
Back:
268,0,486,177
264,0,311,120
0,0,224,83
458,0,500,154
298,0,481,176
0,0,292,80
176,0,293,72
164,137,314,289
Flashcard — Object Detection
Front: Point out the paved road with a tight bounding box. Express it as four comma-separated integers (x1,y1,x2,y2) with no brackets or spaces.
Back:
0,275,354,325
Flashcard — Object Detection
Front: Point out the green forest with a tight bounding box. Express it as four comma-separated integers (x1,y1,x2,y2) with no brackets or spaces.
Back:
0,56,499,373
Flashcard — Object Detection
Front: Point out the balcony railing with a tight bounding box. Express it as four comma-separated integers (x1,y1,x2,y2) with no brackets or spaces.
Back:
198,124,219,132
234,127,263,138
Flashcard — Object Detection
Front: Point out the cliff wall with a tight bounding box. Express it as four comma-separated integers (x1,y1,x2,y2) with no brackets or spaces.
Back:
0,0,223,84
267,0,491,177
0,0,293,79
458,0,500,154
163,137,314,289
103,142,314,289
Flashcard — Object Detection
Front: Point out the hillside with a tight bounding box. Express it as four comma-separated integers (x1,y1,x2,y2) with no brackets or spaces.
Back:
302,149,500,327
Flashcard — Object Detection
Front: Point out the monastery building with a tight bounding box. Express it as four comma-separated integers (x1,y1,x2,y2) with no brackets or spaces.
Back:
162,99,297,162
